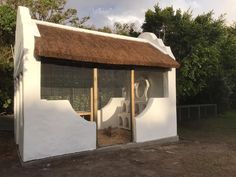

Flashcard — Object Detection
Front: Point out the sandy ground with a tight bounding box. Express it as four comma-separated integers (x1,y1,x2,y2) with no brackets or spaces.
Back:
98,128,131,147
0,112,235,177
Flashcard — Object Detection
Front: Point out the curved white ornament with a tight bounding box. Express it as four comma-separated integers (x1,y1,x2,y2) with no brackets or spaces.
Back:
134,77,150,101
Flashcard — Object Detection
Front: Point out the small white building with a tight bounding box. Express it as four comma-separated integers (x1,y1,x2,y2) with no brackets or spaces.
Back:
14,6,180,162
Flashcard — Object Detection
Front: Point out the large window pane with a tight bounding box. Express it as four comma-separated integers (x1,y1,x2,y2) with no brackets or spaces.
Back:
41,62,93,113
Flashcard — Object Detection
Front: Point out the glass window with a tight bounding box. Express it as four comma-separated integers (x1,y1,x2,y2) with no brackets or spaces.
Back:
41,62,93,113
98,69,130,109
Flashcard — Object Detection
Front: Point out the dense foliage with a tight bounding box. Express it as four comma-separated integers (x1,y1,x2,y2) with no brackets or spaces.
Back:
1,2,236,113
87,22,141,37
0,0,89,113
142,5,236,111
0,4,15,113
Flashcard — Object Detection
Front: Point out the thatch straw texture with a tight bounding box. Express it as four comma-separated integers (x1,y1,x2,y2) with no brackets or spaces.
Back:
35,24,179,68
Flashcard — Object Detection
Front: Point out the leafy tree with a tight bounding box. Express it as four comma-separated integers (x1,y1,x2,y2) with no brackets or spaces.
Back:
88,22,140,37
6,0,89,27
142,4,236,111
0,4,16,45
0,46,13,113
219,26,236,109
0,0,89,113
0,4,15,113
113,22,140,37
97,26,112,33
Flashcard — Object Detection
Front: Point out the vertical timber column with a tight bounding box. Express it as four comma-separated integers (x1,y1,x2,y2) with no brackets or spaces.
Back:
198,106,201,120
90,88,94,122
93,68,98,122
93,68,98,145
130,69,136,142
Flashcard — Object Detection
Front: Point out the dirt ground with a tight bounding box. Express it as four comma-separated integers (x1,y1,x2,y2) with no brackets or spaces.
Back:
98,128,131,147
0,111,236,177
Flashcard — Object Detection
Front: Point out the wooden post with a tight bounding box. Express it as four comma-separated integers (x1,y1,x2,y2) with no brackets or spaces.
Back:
90,87,94,122
178,107,182,123
93,68,98,147
130,70,135,142
71,88,74,108
198,106,201,119
188,107,190,119
214,104,217,117
203,106,205,118
93,68,98,123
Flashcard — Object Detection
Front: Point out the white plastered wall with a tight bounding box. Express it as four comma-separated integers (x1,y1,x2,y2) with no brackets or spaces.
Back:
135,33,177,142
13,6,177,161
14,6,96,162
97,98,124,129
14,78,19,144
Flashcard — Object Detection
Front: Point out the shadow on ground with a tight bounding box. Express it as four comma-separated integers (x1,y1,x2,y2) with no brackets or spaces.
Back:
0,111,235,177
0,115,13,131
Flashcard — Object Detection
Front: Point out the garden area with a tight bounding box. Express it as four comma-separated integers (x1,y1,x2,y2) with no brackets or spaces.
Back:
1,0,236,176
0,111,235,177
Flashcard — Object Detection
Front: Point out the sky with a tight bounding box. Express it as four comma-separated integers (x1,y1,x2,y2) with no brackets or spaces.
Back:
67,0,236,29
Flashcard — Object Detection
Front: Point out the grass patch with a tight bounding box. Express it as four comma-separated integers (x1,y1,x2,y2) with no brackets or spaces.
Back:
178,110,236,143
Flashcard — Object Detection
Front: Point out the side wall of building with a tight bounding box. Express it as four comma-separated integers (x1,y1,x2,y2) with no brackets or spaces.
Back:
14,7,178,162
135,33,178,142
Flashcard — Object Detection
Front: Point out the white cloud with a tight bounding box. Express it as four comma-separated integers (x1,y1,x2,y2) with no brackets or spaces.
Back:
108,15,143,26
159,0,236,24
67,0,236,28
67,0,155,27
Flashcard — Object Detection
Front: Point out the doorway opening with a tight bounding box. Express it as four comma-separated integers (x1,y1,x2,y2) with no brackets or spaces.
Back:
97,68,132,147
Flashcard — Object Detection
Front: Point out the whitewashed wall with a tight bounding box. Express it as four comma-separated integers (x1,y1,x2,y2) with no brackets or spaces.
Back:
14,7,178,162
14,6,96,162
97,98,124,129
135,33,178,142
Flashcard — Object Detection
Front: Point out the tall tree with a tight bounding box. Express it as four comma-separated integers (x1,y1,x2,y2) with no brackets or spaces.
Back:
0,4,16,113
113,22,140,37
142,4,236,111
0,0,89,113
87,22,140,37
6,0,89,27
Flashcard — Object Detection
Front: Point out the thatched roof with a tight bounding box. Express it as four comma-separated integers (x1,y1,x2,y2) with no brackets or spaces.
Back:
35,23,180,68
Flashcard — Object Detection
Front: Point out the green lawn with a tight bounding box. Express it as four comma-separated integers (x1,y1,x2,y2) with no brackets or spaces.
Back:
178,110,236,144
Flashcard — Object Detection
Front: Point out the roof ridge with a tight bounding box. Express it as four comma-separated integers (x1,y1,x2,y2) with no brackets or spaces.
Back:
35,22,180,68
33,19,148,43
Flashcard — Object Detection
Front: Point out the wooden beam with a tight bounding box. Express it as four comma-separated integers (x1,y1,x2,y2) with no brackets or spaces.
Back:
93,68,98,147
130,69,135,142
78,112,91,116
93,68,98,123
90,87,94,122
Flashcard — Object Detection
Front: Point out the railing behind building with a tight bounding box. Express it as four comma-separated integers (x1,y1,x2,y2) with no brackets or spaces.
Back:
177,104,217,123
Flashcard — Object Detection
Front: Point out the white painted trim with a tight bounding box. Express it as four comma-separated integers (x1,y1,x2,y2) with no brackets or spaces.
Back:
34,20,148,43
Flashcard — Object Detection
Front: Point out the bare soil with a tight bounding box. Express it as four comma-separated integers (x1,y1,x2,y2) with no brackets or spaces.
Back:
98,128,131,147
0,111,236,177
